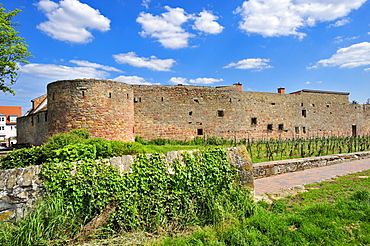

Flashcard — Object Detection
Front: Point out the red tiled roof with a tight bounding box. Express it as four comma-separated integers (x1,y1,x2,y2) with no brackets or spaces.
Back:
0,106,22,124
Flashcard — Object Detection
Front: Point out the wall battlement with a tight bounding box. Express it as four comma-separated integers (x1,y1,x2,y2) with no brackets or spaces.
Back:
17,79,370,145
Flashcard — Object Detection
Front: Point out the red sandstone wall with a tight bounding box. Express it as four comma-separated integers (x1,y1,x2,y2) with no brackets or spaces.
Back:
47,79,135,142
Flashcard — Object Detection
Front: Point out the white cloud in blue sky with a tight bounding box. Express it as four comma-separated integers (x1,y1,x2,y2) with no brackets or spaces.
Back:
2,0,370,112
36,0,111,43
234,0,367,39
136,6,223,49
313,42,370,69
224,58,273,71
113,52,176,71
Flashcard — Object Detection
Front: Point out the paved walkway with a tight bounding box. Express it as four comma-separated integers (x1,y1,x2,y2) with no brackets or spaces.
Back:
254,158,370,195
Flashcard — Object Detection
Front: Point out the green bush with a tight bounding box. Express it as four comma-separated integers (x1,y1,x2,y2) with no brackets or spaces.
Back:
85,138,114,159
51,143,97,163
40,148,254,234
69,129,90,139
0,146,45,169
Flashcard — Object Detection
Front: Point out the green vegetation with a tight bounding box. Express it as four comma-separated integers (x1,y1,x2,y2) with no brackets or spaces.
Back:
0,4,32,94
0,130,370,245
0,130,145,169
0,143,254,245
150,170,370,245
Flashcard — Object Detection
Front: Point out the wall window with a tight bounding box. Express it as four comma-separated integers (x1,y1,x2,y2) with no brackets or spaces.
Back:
302,110,307,117
189,111,193,116
302,127,306,134
251,117,257,125
0,126,4,131
197,129,203,135
134,97,141,103
0,117,4,121
295,127,299,134
217,110,224,117
278,124,284,131
267,124,273,131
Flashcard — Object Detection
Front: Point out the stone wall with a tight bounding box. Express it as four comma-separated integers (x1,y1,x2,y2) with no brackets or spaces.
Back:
47,79,135,142
0,146,253,220
17,111,48,146
133,84,370,141
253,151,370,179
17,79,370,145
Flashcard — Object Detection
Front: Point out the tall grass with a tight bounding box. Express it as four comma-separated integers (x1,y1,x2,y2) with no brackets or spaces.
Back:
0,195,84,246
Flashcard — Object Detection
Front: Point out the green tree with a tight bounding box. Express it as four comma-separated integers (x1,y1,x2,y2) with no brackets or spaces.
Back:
0,4,31,94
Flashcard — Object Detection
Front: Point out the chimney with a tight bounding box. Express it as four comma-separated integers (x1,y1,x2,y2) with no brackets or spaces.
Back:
234,83,242,91
277,87,285,94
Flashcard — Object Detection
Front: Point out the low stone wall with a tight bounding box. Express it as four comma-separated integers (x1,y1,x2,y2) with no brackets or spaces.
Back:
0,146,253,220
253,151,370,179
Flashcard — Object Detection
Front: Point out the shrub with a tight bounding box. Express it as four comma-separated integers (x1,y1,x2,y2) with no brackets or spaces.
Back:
69,129,90,139
111,141,145,155
51,143,97,163
0,146,45,169
85,138,114,159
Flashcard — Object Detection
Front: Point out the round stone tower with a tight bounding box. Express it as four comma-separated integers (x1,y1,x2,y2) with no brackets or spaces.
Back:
47,79,135,141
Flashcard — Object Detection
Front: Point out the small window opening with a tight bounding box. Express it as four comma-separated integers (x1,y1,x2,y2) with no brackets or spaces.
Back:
197,129,203,135
45,113,48,122
217,110,224,117
271,102,276,105
52,93,55,100
109,92,112,98
189,122,192,124
278,124,284,131
229,98,232,102
134,97,141,103
37,115,40,123
251,118,257,125
326,104,330,108
267,124,273,131
302,110,307,117
31,116,34,126
189,111,193,116
303,127,306,134
301,103,304,106
295,127,299,134
193,98,199,103
161,97,164,102
312,104,315,107
82,91,85,97
127,94,129,99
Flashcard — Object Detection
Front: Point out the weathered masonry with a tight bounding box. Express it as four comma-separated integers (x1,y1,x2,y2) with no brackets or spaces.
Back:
17,79,370,145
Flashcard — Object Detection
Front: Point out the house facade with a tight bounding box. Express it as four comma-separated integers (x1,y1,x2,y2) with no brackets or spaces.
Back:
0,106,22,147
17,79,370,146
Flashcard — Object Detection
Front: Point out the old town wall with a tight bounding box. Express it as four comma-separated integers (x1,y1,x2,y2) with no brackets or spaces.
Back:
47,79,135,142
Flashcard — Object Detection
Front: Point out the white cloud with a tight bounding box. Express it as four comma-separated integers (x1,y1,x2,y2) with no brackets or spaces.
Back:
141,0,151,9
315,42,370,69
189,78,223,84
192,10,224,34
234,0,366,39
305,81,311,84
328,18,350,28
169,77,189,85
69,60,123,72
137,6,192,49
333,35,359,44
20,63,109,80
224,58,272,71
113,52,176,72
365,68,370,72
36,0,110,43
136,6,223,49
113,75,159,85
168,77,223,85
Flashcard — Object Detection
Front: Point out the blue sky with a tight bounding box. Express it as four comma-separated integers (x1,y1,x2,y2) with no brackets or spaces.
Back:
1,0,370,113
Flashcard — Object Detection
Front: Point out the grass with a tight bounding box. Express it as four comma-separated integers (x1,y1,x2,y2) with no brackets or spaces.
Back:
148,170,370,245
